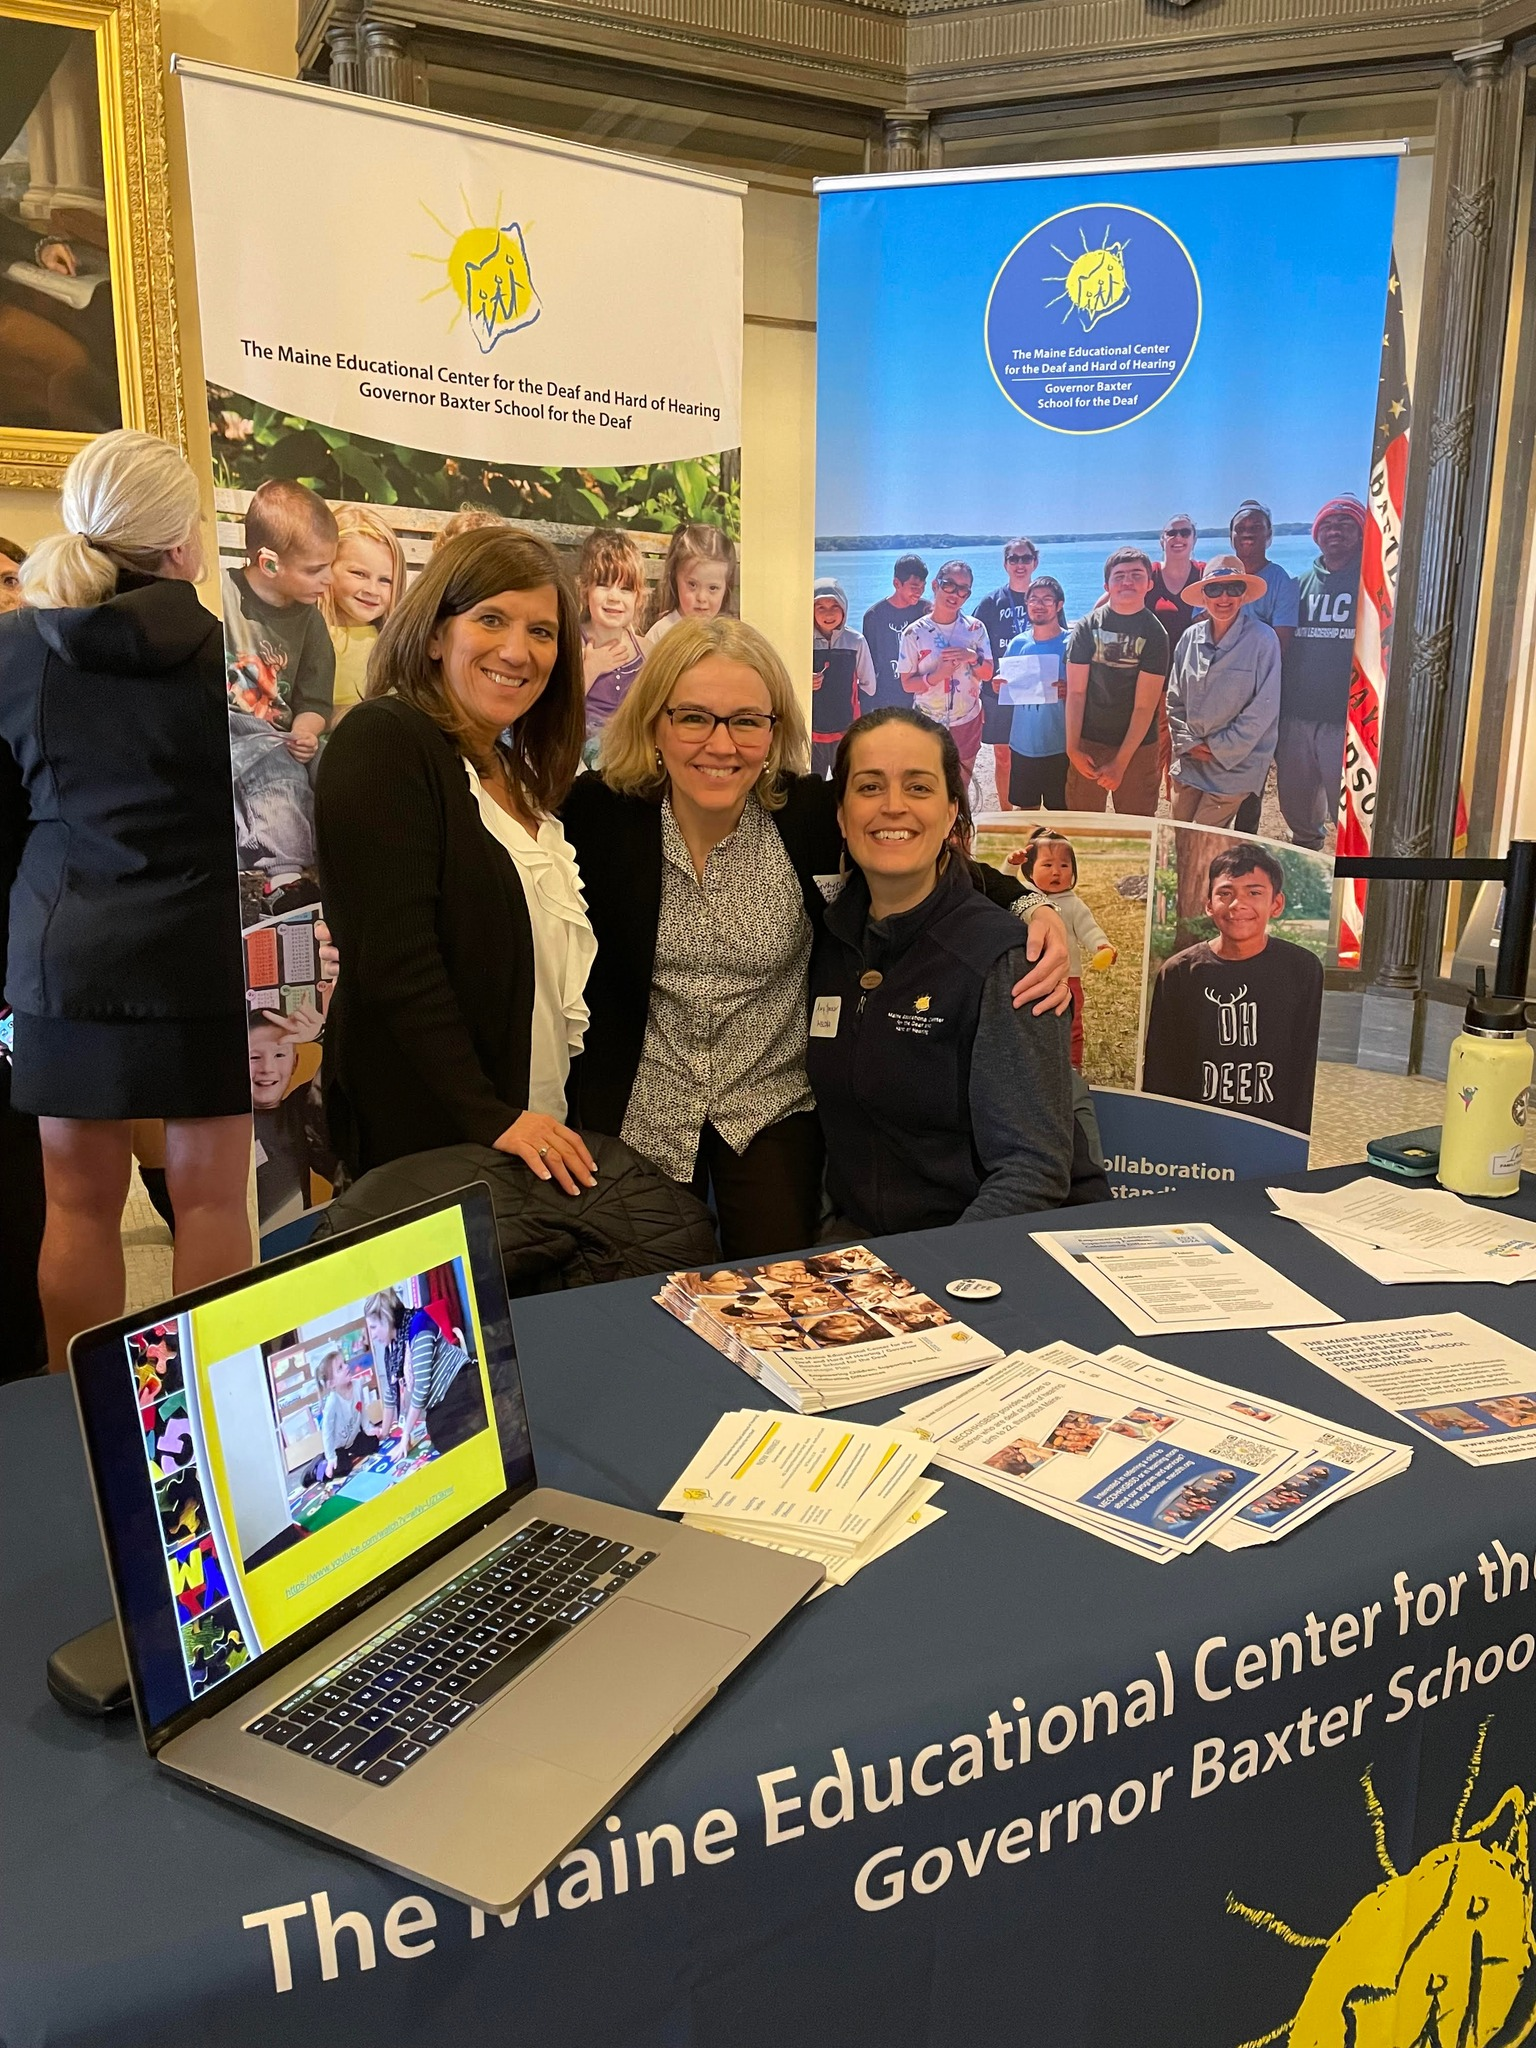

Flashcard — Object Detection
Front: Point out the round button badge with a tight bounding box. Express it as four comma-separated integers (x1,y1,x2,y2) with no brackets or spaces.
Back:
945,1278,1002,1301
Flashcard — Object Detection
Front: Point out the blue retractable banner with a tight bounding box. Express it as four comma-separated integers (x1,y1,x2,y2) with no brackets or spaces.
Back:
814,148,1401,1191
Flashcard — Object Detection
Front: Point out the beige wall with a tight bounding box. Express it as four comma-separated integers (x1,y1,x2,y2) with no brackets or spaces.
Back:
0,0,299,562
740,183,818,695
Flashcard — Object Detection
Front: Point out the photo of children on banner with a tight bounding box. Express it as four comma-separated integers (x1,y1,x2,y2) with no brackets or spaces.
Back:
1279,495,1366,850
246,992,336,1228
972,538,1041,812
1009,828,1116,1071
318,505,404,726
810,576,876,776
1165,554,1281,829
998,574,1070,811
896,558,994,779
642,522,737,649
1146,515,1205,651
861,555,929,710
1141,837,1326,1136
1064,547,1171,818
223,478,338,925
579,527,648,740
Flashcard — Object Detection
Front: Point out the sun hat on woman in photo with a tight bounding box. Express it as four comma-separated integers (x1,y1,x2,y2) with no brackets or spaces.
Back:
1180,553,1269,606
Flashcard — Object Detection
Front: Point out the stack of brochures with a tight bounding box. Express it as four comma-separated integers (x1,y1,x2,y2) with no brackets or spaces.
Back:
1277,1312,1536,1467
656,1248,1002,1412
659,1410,944,1592
1269,1178,1536,1285
1028,1220,1340,1336
898,1339,1408,1563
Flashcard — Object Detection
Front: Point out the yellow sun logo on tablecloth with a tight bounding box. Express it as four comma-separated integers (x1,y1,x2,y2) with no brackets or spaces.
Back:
415,193,540,352
1044,224,1131,333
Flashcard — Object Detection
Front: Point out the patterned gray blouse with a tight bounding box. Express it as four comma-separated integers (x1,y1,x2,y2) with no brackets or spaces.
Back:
620,794,816,1182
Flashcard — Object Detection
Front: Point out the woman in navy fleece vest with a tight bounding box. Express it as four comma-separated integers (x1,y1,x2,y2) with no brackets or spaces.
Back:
807,709,1074,1237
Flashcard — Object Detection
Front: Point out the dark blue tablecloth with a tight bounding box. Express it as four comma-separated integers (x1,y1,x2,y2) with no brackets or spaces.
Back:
6,1168,1536,2048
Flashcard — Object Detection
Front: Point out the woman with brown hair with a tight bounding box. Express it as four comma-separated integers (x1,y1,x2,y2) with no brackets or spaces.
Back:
314,526,598,1195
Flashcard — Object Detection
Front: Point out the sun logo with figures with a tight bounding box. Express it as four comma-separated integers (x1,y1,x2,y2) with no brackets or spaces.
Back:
1044,224,1132,333
416,195,540,353
1226,1717,1536,2048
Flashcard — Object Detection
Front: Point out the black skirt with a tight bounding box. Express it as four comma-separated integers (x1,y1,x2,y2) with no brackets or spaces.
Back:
10,1012,251,1122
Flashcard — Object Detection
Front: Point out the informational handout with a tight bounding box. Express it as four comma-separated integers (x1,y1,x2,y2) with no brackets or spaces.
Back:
1030,1222,1341,1336
996,651,1061,706
900,1349,1300,1560
1269,1179,1536,1286
1089,1345,1409,1547
1275,1313,1536,1465
659,1411,932,1551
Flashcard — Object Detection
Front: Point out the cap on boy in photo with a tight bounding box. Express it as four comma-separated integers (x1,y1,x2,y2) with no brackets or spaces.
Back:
1311,496,1367,543
1180,553,1269,605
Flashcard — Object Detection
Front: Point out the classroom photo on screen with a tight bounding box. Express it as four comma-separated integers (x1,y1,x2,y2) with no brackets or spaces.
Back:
206,1257,488,1573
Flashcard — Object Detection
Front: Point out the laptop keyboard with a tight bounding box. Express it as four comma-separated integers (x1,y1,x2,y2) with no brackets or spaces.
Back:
244,1519,657,1787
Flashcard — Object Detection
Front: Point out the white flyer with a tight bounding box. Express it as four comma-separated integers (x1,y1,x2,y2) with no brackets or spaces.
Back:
1274,1314,1536,1467
1088,1345,1409,1547
1268,1179,1536,1286
658,1410,931,1549
1030,1221,1341,1336
907,1352,1300,1558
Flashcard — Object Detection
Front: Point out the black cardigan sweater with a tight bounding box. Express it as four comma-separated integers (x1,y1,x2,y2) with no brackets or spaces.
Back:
560,772,843,1138
0,574,242,1021
315,696,536,1174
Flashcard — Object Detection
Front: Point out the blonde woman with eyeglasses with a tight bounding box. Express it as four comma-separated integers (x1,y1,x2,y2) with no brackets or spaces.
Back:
561,618,1072,1259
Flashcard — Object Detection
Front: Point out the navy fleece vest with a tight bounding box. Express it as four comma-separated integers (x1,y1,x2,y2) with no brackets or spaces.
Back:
807,857,1022,1235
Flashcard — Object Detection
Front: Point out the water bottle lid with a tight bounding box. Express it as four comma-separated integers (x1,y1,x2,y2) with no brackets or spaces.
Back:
1464,966,1530,1036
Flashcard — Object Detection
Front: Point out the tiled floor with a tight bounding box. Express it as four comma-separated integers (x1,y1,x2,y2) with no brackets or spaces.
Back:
115,1067,1535,1317
122,1170,175,1317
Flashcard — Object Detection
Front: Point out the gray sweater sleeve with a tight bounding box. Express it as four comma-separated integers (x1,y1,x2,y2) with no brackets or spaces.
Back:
961,948,1075,1222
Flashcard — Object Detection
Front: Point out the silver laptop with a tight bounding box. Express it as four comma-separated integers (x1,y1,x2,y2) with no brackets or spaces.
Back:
69,1184,821,1910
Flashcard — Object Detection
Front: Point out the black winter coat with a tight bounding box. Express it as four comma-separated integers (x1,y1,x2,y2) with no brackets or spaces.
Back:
311,1133,719,1296
0,573,242,1019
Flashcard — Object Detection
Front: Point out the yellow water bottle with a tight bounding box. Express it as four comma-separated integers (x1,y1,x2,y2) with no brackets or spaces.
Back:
1439,971,1532,1198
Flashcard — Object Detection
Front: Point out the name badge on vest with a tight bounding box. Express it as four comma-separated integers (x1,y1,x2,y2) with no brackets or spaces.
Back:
810,995,842,1039
814,872,849,903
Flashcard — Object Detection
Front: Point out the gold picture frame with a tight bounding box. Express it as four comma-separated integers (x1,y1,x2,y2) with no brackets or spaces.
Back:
0,0,181,487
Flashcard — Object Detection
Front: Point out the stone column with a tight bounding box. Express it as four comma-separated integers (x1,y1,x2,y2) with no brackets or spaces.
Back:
882,112,929,174
1361,41,1507,1066
360,17,419,104
324,16,362,93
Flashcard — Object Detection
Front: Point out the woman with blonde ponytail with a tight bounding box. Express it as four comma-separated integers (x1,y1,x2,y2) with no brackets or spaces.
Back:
0,429,253,1368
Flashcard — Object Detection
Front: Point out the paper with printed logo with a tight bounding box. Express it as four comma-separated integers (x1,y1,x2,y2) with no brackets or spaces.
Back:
1030,1221,1340,1336
1274,1313,1536,1466
1268,1178,1536,1285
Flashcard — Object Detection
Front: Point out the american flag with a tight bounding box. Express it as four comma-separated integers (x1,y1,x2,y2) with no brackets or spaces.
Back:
1336,253,1409,969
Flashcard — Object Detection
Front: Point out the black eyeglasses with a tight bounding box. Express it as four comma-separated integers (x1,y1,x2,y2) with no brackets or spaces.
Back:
934,578,971,595
1202,581,1247,598
1163,526,1195,540
1005,552,1037,566
662,706,778,739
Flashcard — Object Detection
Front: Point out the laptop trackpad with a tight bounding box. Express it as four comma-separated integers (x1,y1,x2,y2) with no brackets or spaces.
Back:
477,1598,750,1779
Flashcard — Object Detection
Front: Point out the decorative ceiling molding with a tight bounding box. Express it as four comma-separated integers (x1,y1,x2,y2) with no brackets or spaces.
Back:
301,0,1529,111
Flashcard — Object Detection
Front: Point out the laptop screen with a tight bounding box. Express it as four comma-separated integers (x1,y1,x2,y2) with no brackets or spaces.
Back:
71,1186,533,1743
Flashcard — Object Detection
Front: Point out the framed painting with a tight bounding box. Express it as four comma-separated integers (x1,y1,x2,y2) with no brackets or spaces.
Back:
0,0,181,487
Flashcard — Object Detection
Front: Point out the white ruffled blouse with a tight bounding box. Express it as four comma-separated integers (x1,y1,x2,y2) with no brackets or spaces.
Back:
463,761,597,1122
